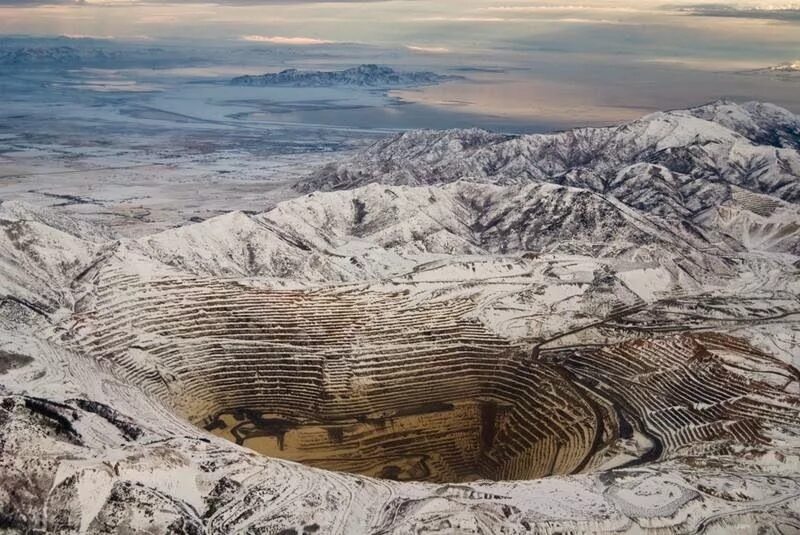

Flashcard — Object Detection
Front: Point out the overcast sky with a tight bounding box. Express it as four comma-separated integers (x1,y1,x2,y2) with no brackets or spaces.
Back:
1,1,798,67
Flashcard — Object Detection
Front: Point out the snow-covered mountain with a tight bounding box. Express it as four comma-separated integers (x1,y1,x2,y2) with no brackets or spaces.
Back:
0,200,114,313
259,182,740,276
763,60,800,73
300,101,800,209
295,100,800,270
0,46,96,65
230,63,458,87
0,44,175,67
742,61,800,78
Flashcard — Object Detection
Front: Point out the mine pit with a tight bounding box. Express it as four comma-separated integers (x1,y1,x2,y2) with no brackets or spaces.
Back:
68,278,618,483
62,272,800,491
196,355,604,483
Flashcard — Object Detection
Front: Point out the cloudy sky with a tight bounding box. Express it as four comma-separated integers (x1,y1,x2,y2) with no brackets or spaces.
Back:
1,0,799,67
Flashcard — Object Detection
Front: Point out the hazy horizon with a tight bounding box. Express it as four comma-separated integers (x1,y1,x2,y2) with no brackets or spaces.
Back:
3,0,800,132
2,1,799,65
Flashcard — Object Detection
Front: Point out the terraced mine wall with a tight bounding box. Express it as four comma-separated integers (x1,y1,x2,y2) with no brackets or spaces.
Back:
559,334,800,460
201,354,604,483
67,265,800,486
68,272,613,483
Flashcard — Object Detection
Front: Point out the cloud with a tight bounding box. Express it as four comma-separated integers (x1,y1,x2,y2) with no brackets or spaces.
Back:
0,0,82,4
60,32,115,38
406,45,450,54
410,16,507,23
481,5,649,13
0,0,394,5
672,4,800,21
240,35,334,45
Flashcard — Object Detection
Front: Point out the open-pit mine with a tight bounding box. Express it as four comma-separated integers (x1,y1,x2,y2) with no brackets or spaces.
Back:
2,101,800,533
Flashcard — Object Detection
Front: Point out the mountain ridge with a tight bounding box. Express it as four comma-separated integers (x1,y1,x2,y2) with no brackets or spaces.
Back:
230,63,459,88
298,100,800,213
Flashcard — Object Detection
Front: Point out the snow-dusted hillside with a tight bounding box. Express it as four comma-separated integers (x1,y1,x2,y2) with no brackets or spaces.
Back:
230,64,458,88
260,182,740,276
0,200,113,313
2,101,800,534
301,101,800,206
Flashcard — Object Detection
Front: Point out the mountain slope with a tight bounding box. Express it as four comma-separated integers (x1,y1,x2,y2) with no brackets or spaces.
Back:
299,101,800,212
0,200,112,312
696,188,800,255
125,182,724,283
263,182,735,271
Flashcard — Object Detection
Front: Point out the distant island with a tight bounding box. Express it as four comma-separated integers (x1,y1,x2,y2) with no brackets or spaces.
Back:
742,60,800,77
767,60,800,73
230,64,460,88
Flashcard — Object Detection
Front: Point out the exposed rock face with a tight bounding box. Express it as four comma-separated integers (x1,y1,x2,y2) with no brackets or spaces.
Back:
2,102,800,533
231,64,458,88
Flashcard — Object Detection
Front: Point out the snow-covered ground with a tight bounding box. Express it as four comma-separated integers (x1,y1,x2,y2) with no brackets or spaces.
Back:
0,66,379,235
0,131,348,237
